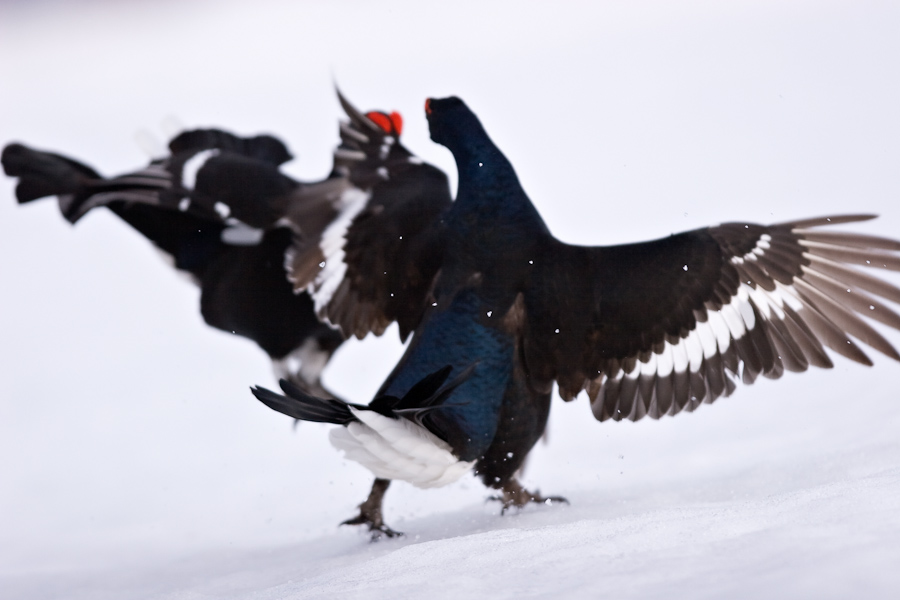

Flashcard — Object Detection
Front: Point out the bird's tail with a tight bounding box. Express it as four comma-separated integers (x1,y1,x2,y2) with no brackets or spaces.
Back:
252,378,355,425
2,143,103,221
251,364,475,428
1,142,170,224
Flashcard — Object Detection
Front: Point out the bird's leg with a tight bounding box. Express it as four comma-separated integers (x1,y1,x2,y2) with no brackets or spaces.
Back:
489,477,569,514
341,478,402,539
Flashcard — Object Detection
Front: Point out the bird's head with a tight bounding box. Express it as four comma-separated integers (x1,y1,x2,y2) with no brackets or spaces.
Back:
425,96,486,152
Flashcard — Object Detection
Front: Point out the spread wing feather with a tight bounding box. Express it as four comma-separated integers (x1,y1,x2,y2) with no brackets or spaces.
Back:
520,215,900,421
286,93,453,340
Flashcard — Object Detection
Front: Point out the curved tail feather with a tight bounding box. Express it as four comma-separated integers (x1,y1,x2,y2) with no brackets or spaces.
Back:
2,143,101,210
251,382,353,424
252,363,476,437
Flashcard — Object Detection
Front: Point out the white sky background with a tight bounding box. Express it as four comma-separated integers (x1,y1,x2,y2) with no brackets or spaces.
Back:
1,1,900,598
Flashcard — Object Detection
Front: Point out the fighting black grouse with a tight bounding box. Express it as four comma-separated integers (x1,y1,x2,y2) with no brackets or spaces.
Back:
2,99,433,395
252,95,900,538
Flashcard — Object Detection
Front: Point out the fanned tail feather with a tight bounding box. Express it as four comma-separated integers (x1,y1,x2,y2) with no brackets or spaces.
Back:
2,143,101,209
252,364,476,432
251,381,353,424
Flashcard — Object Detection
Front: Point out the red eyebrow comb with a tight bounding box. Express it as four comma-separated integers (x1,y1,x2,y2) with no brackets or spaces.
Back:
365,111,403,136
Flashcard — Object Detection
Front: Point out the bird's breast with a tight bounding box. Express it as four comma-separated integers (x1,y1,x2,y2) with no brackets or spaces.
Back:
381,289,515,461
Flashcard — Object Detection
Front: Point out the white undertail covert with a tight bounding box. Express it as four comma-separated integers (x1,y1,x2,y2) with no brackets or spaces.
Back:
330,408,474,488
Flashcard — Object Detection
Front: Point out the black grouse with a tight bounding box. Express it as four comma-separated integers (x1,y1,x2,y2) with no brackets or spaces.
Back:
252,95,900,538
2,99,429,395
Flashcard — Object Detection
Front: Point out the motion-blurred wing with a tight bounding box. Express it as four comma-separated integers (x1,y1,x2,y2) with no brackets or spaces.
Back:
3,130,345,396
521,215,900,421
286,92,453,340
60,128,297,225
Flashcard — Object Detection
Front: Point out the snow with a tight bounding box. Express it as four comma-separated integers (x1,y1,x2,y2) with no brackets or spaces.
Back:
2,1,900,598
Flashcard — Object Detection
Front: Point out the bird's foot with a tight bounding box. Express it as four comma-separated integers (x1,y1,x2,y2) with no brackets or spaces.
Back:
488,479,569,514
339,478,403,541
341,511,403,540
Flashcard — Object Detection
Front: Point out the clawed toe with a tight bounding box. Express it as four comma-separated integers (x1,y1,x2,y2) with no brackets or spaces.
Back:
341,513,403,540
340,478,402,541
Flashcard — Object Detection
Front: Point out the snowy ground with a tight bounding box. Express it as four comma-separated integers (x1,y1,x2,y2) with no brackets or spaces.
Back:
2,1,900,598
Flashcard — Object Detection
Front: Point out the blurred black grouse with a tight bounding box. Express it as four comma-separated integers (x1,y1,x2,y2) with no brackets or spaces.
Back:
252,95,900,538
1,99,433,396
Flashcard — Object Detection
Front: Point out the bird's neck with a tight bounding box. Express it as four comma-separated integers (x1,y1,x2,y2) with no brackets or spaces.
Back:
452,136,511,179
448,135,524,209
439,129,550,311
448,135,548,239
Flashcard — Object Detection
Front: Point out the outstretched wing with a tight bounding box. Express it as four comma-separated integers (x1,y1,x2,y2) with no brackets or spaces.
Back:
49,128,298,225
286,91,453,340
3,131,345,388
521,215,900,421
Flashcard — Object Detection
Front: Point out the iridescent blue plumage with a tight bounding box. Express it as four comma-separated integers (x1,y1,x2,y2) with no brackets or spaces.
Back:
378,289,514,462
